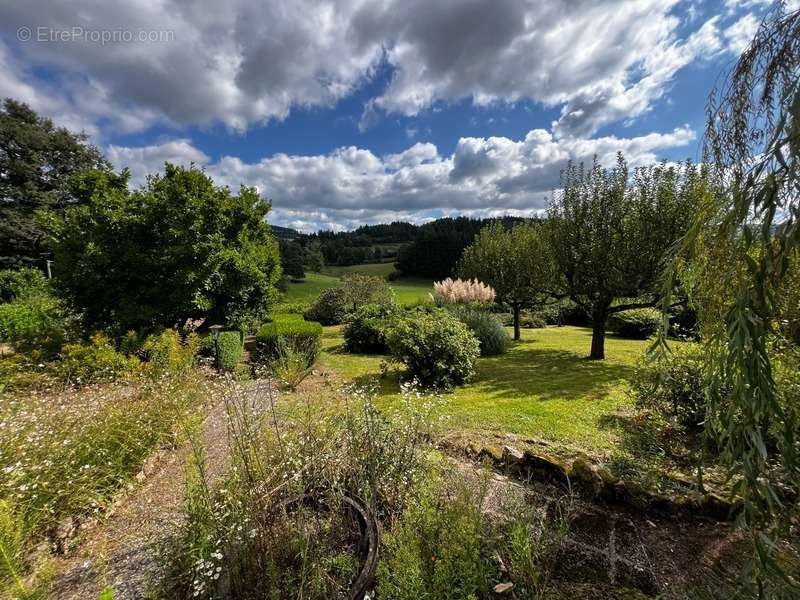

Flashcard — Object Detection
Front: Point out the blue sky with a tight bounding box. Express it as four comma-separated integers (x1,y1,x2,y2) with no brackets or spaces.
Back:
0,0,784,231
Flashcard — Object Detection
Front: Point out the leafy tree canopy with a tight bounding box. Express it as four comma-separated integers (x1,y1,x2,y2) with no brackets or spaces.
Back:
49,164,282,332
548,154,699,359
459,221,554,340
0,99,109,268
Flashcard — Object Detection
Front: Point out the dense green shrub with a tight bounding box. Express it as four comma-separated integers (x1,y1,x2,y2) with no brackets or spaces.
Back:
343,303,400,354
386,308,480,389
254,317,323,368
51,165,282,332
449,307,509,356
304,287,349,325
53,333,140,385
0,297,67,353
143,329,199,377
119,329,148,356
632,345,708,431
216,331,243,370
279,302,310,315
496,310,546,330
0,268,50,303
377,475,498,599
668,305,699,340
608,308,662,339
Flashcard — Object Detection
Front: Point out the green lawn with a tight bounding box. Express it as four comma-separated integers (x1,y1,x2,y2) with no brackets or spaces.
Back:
322,262,396,278
281,272,342,305
319,325,653,456
280,268,432,307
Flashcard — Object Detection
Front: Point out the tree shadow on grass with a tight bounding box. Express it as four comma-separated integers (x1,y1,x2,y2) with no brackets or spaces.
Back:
337,337,636,405
474,339,636,402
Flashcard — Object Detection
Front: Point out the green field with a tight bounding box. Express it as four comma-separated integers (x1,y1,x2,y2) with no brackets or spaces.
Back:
280,266,432,307
321,262,396,278
318,325,656,456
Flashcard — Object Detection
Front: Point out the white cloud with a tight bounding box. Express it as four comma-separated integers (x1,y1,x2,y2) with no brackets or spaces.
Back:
109,127,695,231
0,0,747,139
723,13,760,54
106,140,210,185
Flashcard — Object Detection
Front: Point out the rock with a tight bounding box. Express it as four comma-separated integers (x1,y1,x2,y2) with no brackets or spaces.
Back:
502,445,523,463
480,445,504,463
569,455,604,498
520,450,570,484
493,582,514,594
700,492,737,521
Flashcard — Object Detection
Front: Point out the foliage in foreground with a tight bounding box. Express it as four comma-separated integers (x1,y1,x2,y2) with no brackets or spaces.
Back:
162,382,439,599
0,370,216,597
386,308,480,389
378,471,571,600
656,4,800,588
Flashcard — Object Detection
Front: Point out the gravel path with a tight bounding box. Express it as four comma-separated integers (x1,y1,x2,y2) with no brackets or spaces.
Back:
50,388,235,600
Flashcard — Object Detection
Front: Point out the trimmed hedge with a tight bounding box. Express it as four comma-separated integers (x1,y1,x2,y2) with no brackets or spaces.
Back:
343,303,400,354
254,316,323,368
608,308,661,339
217,331,244,370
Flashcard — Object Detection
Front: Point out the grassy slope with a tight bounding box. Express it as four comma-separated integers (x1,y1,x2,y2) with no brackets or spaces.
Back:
319,325,651,455
280,266,432,307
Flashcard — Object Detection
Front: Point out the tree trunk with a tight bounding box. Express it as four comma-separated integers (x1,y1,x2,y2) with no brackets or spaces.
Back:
512,304,521,341
589,305,608,360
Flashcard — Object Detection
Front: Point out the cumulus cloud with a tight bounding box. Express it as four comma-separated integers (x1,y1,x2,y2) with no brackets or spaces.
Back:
723,13,761,54
106,140,211,185
109,127,695,231
0,0,750,138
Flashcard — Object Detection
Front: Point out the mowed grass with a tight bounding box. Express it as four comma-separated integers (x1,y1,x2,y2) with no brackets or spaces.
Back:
322,262,396,278
279,267,432,307
281,272,341,305
319,325,654,456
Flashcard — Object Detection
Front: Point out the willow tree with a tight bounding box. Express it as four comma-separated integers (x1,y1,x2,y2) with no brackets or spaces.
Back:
458,221,553,340
548,154,698,359
658,3,800,590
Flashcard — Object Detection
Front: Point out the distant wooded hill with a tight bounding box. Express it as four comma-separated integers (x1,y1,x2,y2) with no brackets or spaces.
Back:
276,216,533,280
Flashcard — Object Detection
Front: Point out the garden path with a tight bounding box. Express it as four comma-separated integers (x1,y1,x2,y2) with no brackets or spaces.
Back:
49,383,237,600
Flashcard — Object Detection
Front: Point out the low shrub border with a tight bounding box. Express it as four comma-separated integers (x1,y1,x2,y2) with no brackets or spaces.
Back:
217,331,243,370
254,316,323,367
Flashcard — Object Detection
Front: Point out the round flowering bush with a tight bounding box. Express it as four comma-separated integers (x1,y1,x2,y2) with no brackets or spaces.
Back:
386,308,480,389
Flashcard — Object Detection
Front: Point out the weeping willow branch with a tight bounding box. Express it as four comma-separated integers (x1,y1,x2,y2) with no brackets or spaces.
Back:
657,2,800,592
